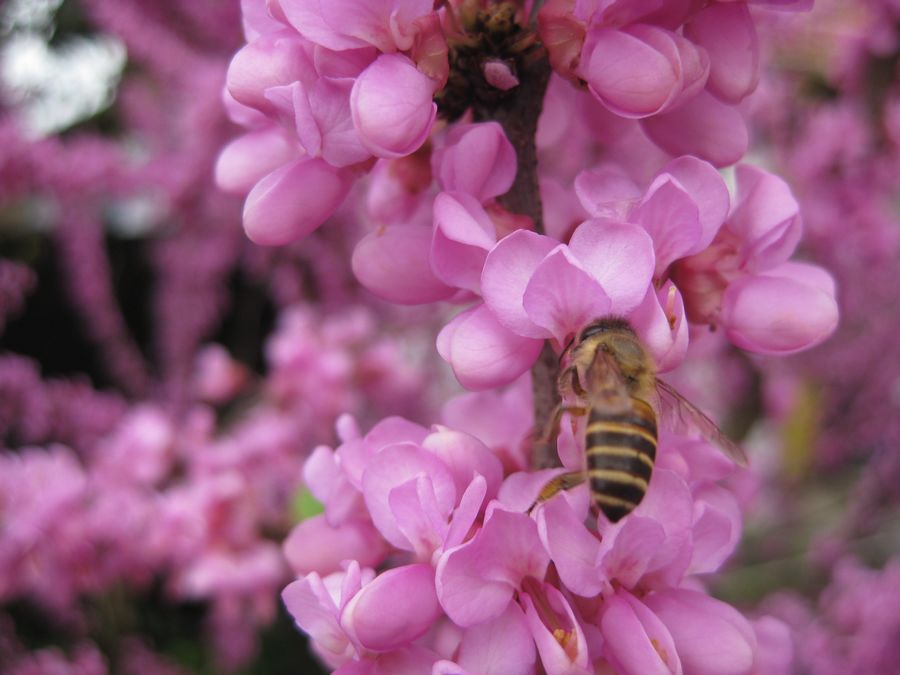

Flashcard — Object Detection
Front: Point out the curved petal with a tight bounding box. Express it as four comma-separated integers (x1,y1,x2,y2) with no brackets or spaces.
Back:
435,509,549,626
341,563,442,651
352,225,456,304
436,304,544,390
351,53,438,159
227,30,315,113
280,0,370,50
728,165,802,271
644,589,756,675
457,603,536,675
628,282,689,373
522,247,612,343
434,122,517,202
521,583,591,674
659,156,730,252
631,175,703,275
568,219,656,314
601,591,683,675
574,165,642,220
685,2,759,104
642,91,748,167
243,158,352,245
361,443,456,549
536,495,604,597
720,267,838,355
431,192,497,292
481,230,559,338
284,516,389,575
689,485,742,575
423,428,504,502
215,128,299,195
582,26,680,118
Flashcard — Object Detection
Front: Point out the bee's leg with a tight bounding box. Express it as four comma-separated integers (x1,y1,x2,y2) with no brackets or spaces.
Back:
527,471,586,513
557,364,587,399
538,403,588,446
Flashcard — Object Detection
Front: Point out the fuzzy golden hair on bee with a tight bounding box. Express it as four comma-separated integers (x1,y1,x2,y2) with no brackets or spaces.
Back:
534,317,747,523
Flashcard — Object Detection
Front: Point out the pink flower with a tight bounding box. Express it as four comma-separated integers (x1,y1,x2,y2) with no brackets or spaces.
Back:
720,262,839,355
439,220,655,388
644,589,757,675
580,25,709,119
684,2,759,104
352,225,456,304
432,122,517,202
215,126,300,195
242,158,354,245
281,0,436,53
283,563,371,667
226,30,315,115
671,165,839,354
600,590,683,675
435,507,549,626
341,563,443,651
351,53,438,158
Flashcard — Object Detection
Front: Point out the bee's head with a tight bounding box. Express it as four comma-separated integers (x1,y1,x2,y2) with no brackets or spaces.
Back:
578,316,634,343
578,318,650,382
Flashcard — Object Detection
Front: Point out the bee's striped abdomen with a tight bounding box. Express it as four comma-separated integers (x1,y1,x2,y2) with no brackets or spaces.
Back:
585,398,657,522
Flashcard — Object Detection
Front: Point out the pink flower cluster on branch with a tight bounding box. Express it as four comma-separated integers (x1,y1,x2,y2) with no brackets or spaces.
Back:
221,2,846,673
220,0,814,245
0,302,426,668
282,383,788,674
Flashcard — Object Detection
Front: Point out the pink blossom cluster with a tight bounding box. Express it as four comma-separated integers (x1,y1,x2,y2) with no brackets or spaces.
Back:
350,118,837,389
744,0,900,468
219,0,814,245
213,2,852,673
761,556,900,675
282,380,790,674
0,303,425,668
459,148,835,388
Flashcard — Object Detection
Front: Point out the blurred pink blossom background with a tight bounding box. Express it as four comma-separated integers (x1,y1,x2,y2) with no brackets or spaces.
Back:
0,0,897,673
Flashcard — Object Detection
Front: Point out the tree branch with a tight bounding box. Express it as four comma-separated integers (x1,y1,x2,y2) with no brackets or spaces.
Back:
472,49,559,469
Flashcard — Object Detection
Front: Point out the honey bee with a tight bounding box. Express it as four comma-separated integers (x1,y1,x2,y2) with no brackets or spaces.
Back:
533,317,748,522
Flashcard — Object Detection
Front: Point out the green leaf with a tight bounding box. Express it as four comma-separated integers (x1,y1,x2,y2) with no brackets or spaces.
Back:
291,487,324,521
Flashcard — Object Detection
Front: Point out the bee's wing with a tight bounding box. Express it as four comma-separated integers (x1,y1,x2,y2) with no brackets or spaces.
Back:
655,378,749,467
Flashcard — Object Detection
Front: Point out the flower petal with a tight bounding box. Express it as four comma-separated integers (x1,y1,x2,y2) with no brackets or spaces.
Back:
568,219,656,314
644,589,756,675
642,91,748,167
481,230,559,338
243,158,352,245
437,305,544,391
457,603,536,675
601,591,682,675
522,247,613,343
215,128,299,195
341,563,442,651
720,265,838,355
436,509,549,626
284,516,389,575
582,26,680,118
728,165,802,271
351,53,438,158
431,192,497,292
352,225,456,304
658,156,730,252
361,443,456,549
434,122,517,201
685,2,759,103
